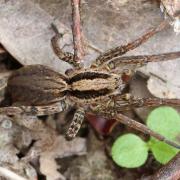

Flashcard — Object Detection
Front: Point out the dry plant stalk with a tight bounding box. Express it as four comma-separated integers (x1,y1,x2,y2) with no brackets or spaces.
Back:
71,0,85,62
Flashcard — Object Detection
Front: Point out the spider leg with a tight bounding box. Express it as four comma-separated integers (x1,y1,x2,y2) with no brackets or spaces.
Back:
65,107,85,140
51,24,80,68
115,113,180,149
91,21,168,68
112,95,180,148
105,51,180,72
0,101,68,116
113,95,180,111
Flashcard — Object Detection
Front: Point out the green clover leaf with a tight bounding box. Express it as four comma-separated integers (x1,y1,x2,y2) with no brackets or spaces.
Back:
111,134,148,168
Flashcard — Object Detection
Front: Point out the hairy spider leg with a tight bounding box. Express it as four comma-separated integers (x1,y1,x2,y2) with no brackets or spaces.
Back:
99,95,180,149
91,21,168,68
65,107,85,140
106,51,180,70
103,51,180,81
0,101,68,116
110,94,180,111
51,23,81,68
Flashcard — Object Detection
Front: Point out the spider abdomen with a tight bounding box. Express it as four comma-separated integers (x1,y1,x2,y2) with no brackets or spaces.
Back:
7,65,68,105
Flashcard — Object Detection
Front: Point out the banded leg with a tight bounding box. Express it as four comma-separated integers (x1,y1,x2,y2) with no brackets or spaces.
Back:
105,51,180,71
91,21,168,67
115,113,180,149
113,95,180,111
51,24,80,67
66,107,85,140
0,101,68,116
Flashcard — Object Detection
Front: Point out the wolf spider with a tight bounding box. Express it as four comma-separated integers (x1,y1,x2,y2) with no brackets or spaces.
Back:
1,21,180,149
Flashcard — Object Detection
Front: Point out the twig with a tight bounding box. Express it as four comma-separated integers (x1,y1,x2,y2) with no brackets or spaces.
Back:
146,152,180,180
0,166,27,180
71,0,85,62
114,113,180,149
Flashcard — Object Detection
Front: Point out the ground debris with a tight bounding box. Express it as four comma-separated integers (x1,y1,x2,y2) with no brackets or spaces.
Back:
0,114,87,179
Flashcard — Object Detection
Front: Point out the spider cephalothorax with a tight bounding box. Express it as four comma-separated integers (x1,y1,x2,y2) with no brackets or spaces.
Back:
1,21,180,148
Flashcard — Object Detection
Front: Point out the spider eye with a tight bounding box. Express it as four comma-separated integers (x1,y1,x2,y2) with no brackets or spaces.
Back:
65,68,74,76
121,73,131,83
108,62,115,69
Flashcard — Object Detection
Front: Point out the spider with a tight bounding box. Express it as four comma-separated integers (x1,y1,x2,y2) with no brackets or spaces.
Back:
1,20,180,149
